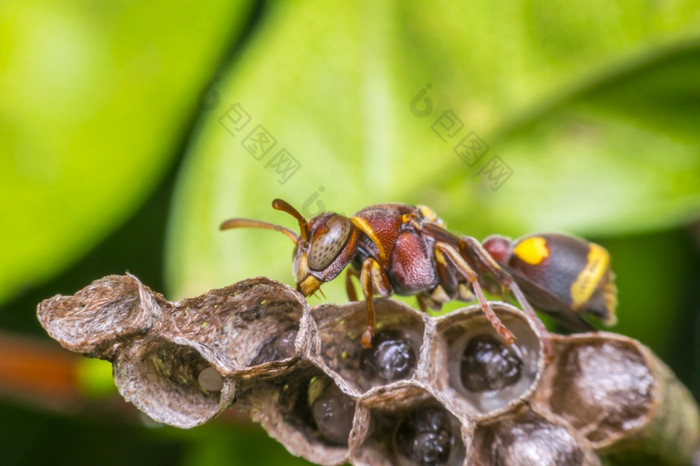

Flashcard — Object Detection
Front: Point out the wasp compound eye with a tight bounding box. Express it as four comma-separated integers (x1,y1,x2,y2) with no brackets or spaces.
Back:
360,332,417,383
396,406,453,466
460,334,523,392
308,215,352,270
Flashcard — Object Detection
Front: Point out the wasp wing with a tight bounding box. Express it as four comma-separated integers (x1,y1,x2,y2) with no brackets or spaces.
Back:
420,223,596,331
504,267,597,332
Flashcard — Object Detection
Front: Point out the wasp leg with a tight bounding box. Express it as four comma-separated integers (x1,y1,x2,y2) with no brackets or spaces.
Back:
434,242,516,345
418,293,444,312
416,286,449,313
461,236,553,361
359,257,391,348
416,294,428,312
345,267,360,302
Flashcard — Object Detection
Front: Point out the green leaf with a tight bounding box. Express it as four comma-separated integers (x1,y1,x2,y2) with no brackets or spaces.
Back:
166,0,700,305
433,40,700,237
0,0,253,304
77,358,115,399
599,230,690,359
180,424,313,466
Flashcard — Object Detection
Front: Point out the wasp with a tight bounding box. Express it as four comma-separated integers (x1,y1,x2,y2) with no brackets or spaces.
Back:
220,200,617,354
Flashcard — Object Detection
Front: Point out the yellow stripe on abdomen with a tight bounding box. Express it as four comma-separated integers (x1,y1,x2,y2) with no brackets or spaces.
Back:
570,244,609,310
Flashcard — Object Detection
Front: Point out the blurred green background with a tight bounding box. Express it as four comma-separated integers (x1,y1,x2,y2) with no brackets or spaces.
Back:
2,0,700,464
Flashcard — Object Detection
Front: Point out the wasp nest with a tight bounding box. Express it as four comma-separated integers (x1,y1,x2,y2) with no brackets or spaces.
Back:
38,275,700,465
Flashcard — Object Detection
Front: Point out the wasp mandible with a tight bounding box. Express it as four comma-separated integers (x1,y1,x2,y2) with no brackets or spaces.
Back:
221,200,617,352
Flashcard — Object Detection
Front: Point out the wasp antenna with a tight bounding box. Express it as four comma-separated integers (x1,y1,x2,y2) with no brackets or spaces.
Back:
272,199,310,243
219,218,299,244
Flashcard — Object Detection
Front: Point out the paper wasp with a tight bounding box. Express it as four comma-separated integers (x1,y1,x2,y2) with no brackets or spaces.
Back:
221,200,617,354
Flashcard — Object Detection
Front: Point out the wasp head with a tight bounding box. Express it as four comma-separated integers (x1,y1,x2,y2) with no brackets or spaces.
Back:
220,199,358,298
271,200,359,296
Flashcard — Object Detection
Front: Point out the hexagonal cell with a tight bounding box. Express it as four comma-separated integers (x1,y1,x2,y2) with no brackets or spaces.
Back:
471,408,600,465
235,362,356,465
354,386,469,466
312,299,426,392
535,332,700,464
112,337,235,428
161,277,309,377
309,376,357,445
539,334,653,446
433,303,543,418
36,274,164,358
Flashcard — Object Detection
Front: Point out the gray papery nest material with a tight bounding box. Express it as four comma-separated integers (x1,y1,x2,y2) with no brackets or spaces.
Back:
37,275,700,465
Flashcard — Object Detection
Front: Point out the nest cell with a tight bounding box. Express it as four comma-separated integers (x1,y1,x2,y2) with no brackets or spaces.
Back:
355,388,468,466
235,363,356,465
471,408,599,465
434,303,543,417
112,337,234,428
165,277,308,377
36,274,163,358
312,299,426,392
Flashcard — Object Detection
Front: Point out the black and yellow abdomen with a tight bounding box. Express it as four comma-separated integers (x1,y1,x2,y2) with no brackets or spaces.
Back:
502,233,617,330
